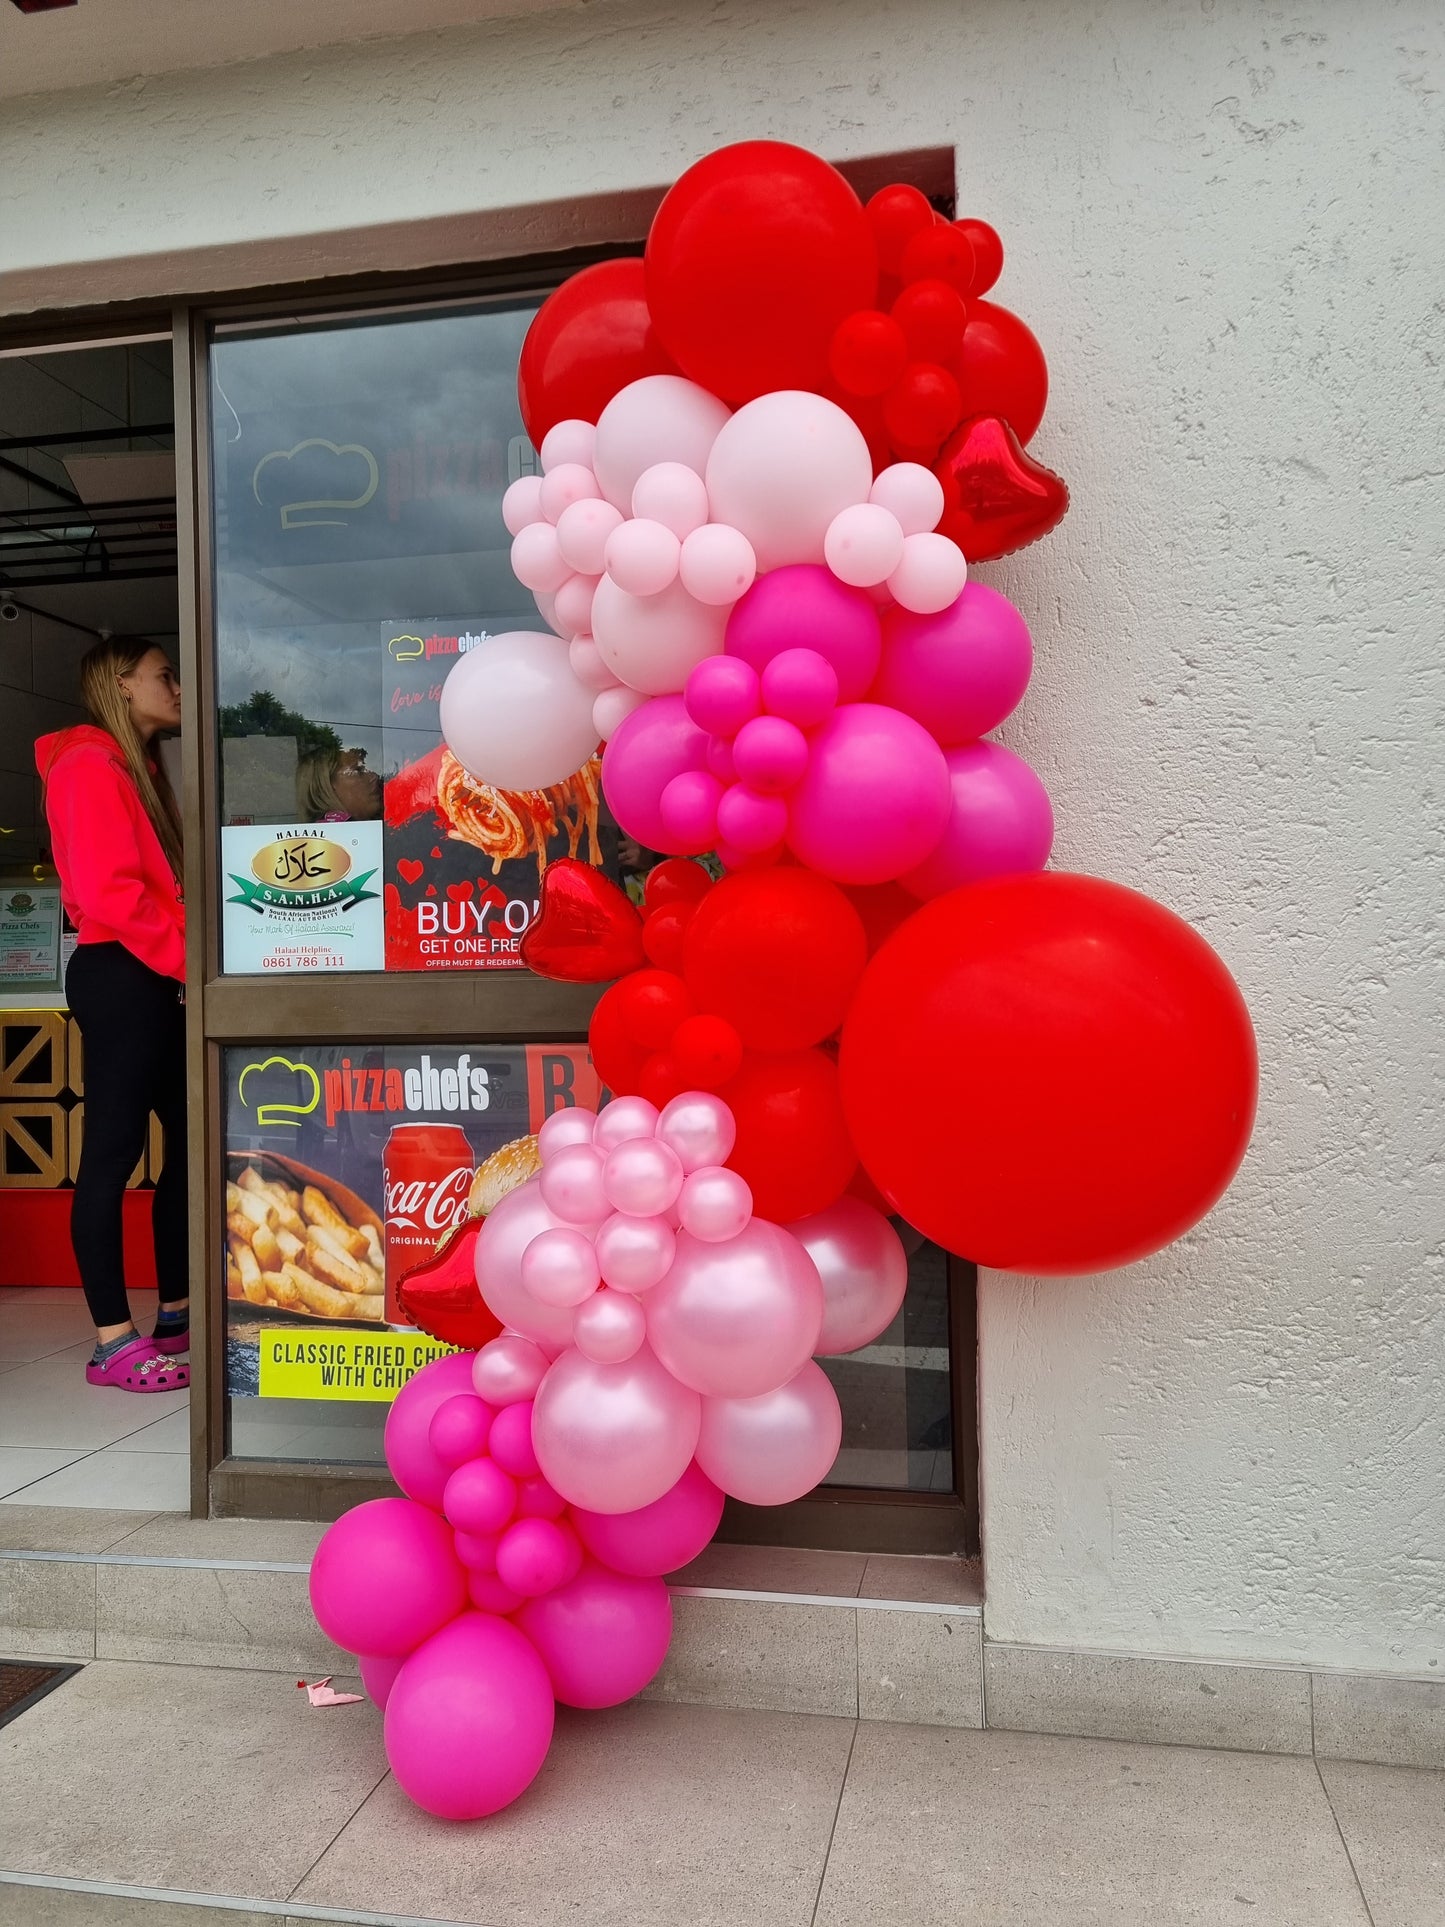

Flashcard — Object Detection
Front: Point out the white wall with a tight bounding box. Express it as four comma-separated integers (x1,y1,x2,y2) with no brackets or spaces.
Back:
3,0,1440,1674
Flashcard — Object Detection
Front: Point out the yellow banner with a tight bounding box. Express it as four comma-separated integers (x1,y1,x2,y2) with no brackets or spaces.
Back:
258,1327,459,1401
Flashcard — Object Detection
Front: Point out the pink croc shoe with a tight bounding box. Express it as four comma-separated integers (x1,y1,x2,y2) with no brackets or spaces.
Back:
85,1335,190,1393
151,1327,189,1357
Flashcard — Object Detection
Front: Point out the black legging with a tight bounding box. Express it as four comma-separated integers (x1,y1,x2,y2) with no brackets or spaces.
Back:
66,942,188,1328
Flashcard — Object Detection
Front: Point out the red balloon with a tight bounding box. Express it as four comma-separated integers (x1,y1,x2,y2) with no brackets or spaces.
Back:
935,414,1069,562
865,183,935,275
643,858,713,914
683,868,868,1052
719,1049,856,1223
953,300,1048,445
829,310,909,398
518,259,678,444
838,874,1257,1272
900,222,975,293
891,281,968,365
646,141,878,403
882,361,963,456
589,968,693,1093
956,219,1004,296
840,882,917,955
671,1013,744,1089
641,905,692,973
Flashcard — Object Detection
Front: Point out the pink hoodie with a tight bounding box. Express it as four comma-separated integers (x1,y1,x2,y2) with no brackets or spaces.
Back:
36,725,186,982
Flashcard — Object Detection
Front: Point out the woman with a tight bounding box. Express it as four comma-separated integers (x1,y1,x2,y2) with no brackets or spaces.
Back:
36,639,190,1392
295,745,383,823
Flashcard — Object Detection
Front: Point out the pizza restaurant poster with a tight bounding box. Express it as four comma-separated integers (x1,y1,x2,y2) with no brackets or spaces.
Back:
220,822,384,973
224,1041,600,1405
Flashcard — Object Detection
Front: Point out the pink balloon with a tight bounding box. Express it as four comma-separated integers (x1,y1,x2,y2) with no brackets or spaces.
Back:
568,633,617,692
572,1286,648,1363
632,461,710,539
886,530,968,615
502,474,546,536
679,523,758,605
785,703,951,885
601,694,710,850
384,1351,482,1508
716,784,787,855
645,1220,823,1399
732,715,809,793
532,1343,701,1513
472,1333,550,1408
385,1613,555,1820
593,684,648,741
359,1653,404,1710
593,375,731,511
656,1092,736,1172
467,1570,525,1615
439,631,597,792
442,1457,518,1536
659,770,722,847
489,1400,542,1478
428,1393,493,1468
899,741,1054,899
760,648,840,729
496,1517,583,1598
453,1529,502,1571
539,419,596,473
705,391,872,572
825,503,905,587
538,1107,597,1158
538,462,599,524
592,574,728,696
696,1361,843,1506
511,521,572,595
516,1474,568,1520
556,497,620,575
676,1165,753,1243
594,1211,676,1294
515,1562,673,1709
726,565,881,701
592,1095,660,1149
787,1197,909,1355
311,1498,467,1657
552,571,600,639
521,1225,602,1307
539,1143,608,1225
570,1460,725,1576
869,462,945,535
685,654,761,737
475,1180,584,1351
706,734,737,784
603,1137,685,1215
605,518,682,597
873,583,1033,744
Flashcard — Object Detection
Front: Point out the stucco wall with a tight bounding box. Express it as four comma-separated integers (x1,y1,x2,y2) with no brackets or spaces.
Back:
2,0,1440,1673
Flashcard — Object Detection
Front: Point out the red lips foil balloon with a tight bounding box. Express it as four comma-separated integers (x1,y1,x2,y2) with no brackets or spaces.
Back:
396,1217,500,1351
519,858,646,984
934,414,1070,563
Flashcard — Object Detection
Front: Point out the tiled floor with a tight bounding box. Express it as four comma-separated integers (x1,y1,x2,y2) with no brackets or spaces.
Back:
0,1658,1438,1926
0,1289,189,1511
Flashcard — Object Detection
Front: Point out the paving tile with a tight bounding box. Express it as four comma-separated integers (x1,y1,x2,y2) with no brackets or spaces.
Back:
814,1723,1369,1926
104,1514,327,1565
0,1350,188,1451
0,1446,88,1500
105,1408,191,1454
0,1556,93,1657
1313,1670,1445,1770
96,1561,345,1673
0,1882,250,1926
860,1553,982,1607
0,1302,95,1364
668,1541,868,1596
858,1609,981,1728
644,1592,858,1717
0,1659,386,1899
1318,1759,1445,1927
6,1451,190,1513
0,1506,161,1554
297,1700,856,1927
983,1643,1314,1755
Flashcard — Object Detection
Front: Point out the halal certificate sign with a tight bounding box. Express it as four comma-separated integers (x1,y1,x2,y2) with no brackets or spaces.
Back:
221,821,384,973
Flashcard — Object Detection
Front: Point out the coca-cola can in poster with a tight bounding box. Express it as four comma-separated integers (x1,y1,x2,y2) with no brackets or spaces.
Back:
222,1041,602,1402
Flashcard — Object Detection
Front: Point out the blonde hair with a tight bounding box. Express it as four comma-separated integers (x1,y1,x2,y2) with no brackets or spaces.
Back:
295,750,344,823
77,638,184,884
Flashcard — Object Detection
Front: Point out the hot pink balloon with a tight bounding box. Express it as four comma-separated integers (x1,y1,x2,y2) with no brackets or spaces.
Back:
592,375,731,511
442,1457,518,1536
359,1653,404,1710
521,1225,601,1307
680,523,758,605
472,1333,550,1408
532,1343,701,1513
475,1180,582,1352
311,1498,466,1657
601,694,710,851
685,653,761,737
759,648,840,729
705,391,872,572
453,1529,502,1571
516,1473,567,1520
787,1197,909,1355
785,703,951,885
595,1212,676,1294
489,1400,542,1478
659,770,722,847
696,1361,843,1506
732,715,809,793
873,582,1033,744
572,1286,648,1362
726,565,881,701
496,1517,582,1598
716,785,787,856
602,1136,685,1216
570,1460,726,1577
384,1351,483,1508
899,741,1054,900
645,1220,823,1399
468,1570,525,1615
428,1393,493,1468
592,574,728,696
656,1092,736,1172
515,1562,673,1709
676,1165,753,1242
539,1142,609,1225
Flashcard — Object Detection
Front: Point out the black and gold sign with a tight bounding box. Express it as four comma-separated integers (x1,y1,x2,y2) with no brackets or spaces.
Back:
0,1011,160,1189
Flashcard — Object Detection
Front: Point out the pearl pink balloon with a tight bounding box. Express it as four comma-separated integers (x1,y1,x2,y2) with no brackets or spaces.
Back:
442,1457,517,1535
472,1333,550,1408
824,503,905,587
428,1393,493,1468
439,632,597,792
594,1212,676,1294
705,391,873,573
592,1095,660,1150
502,474,546,536
552,571,599,639
539,462,599,525
632,461,710,539
511,520,572,594
594,684,648,740
592,574,729,696
570,1460,725,1576
383,1351,482,1508
495,1517,582,1598
540,418,597,473
886,530,968,615
604,518,683,598
603,1137,684,1216
572,1286,648,1363
900,741,1054,899
539,1142,609,1224
568,634,619,692
785,703,951,886
593,374,732,510
521,1225,601,1307
869,462,945,535
679,523,758,605
676,1165,753,1243
873,583,1033,745
696,1361,843,1506
532,1343,702,1513
600,693,710,850
646,1220,823,1399
656,1092,736,1172
475,1179,586,1351
538,1107,598,1158
311,1498,467,1658
787,1197,909,1355
515,1562,673,1708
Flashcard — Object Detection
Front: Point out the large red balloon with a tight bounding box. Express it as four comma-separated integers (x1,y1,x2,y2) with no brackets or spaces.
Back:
519,259,679,443
646,141,878,404
719,1048,856,1224
683,868,867,1051
953,300,1049,446
838,874,1256,1273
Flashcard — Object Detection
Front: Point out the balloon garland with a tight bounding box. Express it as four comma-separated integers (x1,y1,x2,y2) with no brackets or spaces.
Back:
310,141,1258,1820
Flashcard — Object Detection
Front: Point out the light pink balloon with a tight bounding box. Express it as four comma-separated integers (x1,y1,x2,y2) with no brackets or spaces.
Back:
656,1092,736,1172
552,572,599,640
555,495,622,575
645,1220,823,1399
439,632,597,792
540,419,597,473
679,523,759,606
572,1287,647,1363
534,589,563,636
632,461,710,539
532,1343,702,1513
594,685,649,741
603,1137,684,1216
538,1107,598,1158
539,1142,609,1224
676,1165,753,1242
539,463,599,525
568,634,618,693
605,519,683,598
787,1197,909,1355
511,520,572,594
705,392,873,573
475,1179,585,1351
869,463,945,536
592,1096,660,1149
593,375,732,512
594,1212,676,1295
886,530,968,615
592,574,729,696
696,1361,843,1506
502,474,546,536
472,1333,551,1408
520,1226,601,1308
825,503,905,588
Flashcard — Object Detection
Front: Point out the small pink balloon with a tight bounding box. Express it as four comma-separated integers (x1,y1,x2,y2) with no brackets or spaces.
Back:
726,564,882,701
475,1181,580,1352
511,520,572,594
539,1107,598,1158
539,462,599,524
899,741,1054,899
706,734,737,784
600,693,709,850
684,653,761,738
570,1461,725,1576
603,1137,685,1216
310,1498,467,1658
759,648,839,729
656,1092,736,1172
716,837,782,874
502,474,546,536
539,1143,609,1225
453,1528,502,1572
825,502,905,587
873,583,1032,744
515,1561,673,1708
592,1095,660,1150
594,684,648,740
645,1220,824,1399
869,462,945,535
593,374,731,511
534,589,563,635
886,530,968,615
556,498,619,579
540,419,597,473
532,1344,702,1514
716,784,788,854
595,1211,677,1294
521,1225,601,1308
568,633,618,692
696,1361,843,1506
442,1457,518,1535
659,769,722,847
496,1517,583,1598
785,703,951,886
428,1394,493,1468
632,461,710,539
552,570,600,639
787,1196,910,1356
516,1473,568,1520
384,1351,482,1509
679,523,758,605
472,1333,550,1408
488,1400,542,1478
359,1653,404,1710
466,1570,526,1615
573,1286,648,1363
731,715,809,793
676,1165,753,1242
605,518,683,597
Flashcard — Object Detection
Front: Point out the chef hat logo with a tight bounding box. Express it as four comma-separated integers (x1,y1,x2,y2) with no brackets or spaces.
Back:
251,439,379,530
237,1054,322,1128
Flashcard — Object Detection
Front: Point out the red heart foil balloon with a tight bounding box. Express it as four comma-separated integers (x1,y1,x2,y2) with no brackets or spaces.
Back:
520,858,646,983
934,414,1069,562
396,1216,500,1351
